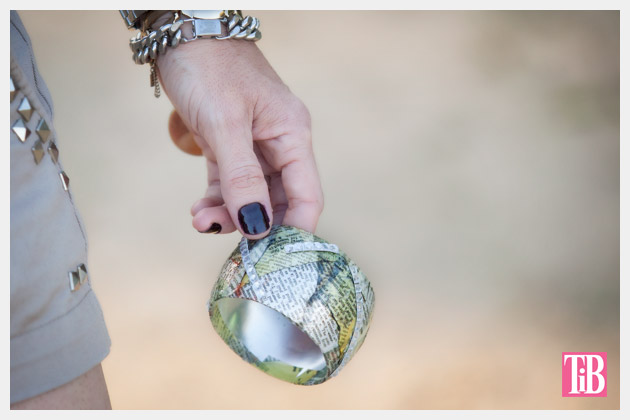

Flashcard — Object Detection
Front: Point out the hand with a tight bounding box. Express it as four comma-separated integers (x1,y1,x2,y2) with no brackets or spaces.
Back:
157,38,324,239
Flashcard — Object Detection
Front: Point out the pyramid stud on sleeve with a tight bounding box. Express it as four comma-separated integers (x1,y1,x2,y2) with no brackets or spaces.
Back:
36,119,51,143
31,140,45,164
17,97,33,121
77,264,88,284
48,142,59,163
60,171,70,191
10,77,16,102
69,270,81,291
12,119,30,143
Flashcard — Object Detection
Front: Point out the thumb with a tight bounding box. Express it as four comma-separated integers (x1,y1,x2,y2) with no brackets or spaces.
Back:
211,122,272,239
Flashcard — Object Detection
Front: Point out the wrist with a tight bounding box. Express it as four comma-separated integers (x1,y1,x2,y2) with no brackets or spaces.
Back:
122,10,262,97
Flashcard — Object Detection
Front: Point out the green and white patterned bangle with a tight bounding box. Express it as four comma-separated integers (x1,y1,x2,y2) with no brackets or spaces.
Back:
207,225,375,385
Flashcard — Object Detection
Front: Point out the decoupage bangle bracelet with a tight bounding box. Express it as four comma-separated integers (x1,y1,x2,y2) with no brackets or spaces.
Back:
207,225,375,385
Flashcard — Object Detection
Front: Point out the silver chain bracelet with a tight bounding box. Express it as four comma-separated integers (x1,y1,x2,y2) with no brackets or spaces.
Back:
127,10,262,97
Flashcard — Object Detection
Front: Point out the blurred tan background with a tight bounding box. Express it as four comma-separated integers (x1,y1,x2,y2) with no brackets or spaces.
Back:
18,11,619,409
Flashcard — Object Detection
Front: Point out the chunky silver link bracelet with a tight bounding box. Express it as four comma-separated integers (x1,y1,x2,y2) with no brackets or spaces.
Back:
124,10,262,97
120,10,149,29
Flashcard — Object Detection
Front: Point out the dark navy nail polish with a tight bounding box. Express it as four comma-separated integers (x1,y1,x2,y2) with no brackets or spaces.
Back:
238,202,270,235
200,223,222,234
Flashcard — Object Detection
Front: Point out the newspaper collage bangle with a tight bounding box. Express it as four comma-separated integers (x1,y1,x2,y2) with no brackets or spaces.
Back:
121,10,262,97
207,225,375,385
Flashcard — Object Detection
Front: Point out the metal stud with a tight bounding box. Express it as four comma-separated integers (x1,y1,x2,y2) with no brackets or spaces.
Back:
69,264,88,292
69,270,81,291
17,97,34,121
36,119,51,143
12,119,30,143
78,263,88,284
48,142,59,163
10,77,16,102
59,171,70,191
31,140,45,164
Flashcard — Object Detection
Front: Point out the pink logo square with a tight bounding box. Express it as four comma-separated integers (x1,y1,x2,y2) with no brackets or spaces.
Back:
562,352,607,397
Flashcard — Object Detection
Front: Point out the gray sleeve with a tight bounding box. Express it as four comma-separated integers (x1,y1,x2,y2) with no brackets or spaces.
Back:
10,11,111,404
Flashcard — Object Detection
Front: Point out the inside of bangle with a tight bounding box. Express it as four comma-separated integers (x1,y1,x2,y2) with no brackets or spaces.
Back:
215,297,327,384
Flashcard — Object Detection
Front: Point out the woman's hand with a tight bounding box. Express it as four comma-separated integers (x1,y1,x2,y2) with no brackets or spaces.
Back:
157,38,324,239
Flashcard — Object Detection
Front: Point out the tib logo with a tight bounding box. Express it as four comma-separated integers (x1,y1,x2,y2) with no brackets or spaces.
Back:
562,352,607,397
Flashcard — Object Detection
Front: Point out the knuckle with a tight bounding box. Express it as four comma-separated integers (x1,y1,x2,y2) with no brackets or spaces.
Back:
315,191,325,213
297,196,324,216
278,95,311,139
226,164,265,193
210,111,247,139
289,99,312,131
291,98,311,120
216,108,246,128
281,140,310,162
292,188,324,214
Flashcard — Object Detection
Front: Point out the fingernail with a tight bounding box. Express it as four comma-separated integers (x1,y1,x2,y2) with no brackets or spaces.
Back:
199,223,222,234
238,202,270,235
